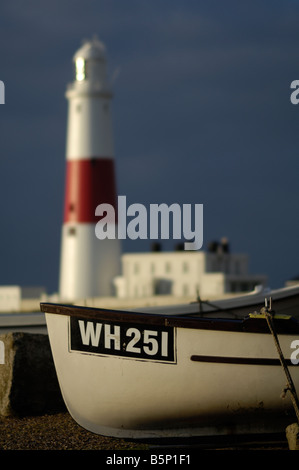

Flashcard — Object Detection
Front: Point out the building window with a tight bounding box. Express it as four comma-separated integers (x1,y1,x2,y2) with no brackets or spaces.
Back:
230,282,236,292
212,259,219,272
182,261,189,273
240,282,249,292
75,57,86,81
134,263,139,274
165,262,171,273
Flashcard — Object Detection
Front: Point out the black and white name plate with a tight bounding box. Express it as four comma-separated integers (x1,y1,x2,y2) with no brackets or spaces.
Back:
69,317,176,363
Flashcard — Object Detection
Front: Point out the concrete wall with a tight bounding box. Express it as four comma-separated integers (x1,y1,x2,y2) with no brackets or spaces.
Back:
0,332,65,416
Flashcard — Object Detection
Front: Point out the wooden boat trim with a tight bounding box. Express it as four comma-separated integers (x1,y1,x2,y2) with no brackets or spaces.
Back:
190,355,294,366
40,302,299,334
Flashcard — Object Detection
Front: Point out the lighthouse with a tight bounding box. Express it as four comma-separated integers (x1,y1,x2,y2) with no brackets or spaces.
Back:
59,37,121,301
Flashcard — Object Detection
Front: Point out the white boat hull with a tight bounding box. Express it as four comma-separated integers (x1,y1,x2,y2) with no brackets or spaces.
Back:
43,304,299,439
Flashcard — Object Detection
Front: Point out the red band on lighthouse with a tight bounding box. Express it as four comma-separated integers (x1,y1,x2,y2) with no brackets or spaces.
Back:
63,158,117,223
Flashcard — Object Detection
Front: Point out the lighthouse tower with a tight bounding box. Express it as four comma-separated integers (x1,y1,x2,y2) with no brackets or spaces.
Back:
59,37,121,301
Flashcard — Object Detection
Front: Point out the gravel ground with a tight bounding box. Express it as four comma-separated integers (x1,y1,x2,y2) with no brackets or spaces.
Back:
0,411,291,451
0,412,148,451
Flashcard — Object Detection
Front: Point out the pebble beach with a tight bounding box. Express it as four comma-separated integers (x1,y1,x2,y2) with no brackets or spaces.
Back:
0,412,148,451
0,411,290,451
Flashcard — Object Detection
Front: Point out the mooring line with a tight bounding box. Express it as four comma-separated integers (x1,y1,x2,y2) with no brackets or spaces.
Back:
263,298,299,423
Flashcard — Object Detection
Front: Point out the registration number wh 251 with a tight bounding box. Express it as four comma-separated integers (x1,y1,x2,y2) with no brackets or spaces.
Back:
70,317,176,363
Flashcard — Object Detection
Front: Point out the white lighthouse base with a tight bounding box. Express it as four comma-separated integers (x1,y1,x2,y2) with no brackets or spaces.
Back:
59,223,121,302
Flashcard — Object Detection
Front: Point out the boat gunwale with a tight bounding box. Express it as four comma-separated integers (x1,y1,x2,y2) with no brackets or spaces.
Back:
40,302,299,334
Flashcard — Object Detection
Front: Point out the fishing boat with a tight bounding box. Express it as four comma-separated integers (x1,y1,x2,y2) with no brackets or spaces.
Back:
40,299,299,440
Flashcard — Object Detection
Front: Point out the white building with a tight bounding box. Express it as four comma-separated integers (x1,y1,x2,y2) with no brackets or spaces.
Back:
114,241,267,300
0,286,46,312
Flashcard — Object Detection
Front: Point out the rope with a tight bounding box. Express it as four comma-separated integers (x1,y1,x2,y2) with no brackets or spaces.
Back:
262,298,299,424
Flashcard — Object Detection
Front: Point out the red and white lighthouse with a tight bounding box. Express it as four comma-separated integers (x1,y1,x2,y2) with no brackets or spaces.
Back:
59,37,121,301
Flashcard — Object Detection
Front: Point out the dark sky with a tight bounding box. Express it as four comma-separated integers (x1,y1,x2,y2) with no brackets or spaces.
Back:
0,0,299,294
